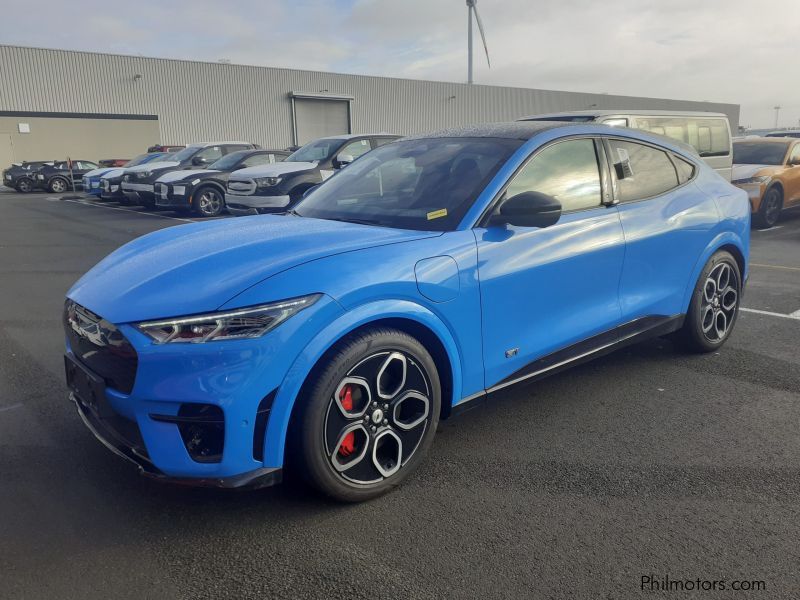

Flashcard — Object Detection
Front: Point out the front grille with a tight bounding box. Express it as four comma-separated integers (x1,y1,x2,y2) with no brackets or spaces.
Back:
63,300,138,394
227,179,256,195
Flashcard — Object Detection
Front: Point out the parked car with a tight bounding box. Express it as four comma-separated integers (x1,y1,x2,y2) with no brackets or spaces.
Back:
63,122,749,501
147,144,186,153
98,159,130,167
765,131,800,139
2,161,54,192
153,149,290,217
518,110,733,181
83,153,167,197
121,142,259,208
731,137,800,228
33,160,100,193
225,134,400,216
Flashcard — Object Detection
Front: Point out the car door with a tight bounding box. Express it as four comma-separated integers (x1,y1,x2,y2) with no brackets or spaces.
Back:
474,137,626,389
783,142,800,206
606,137,718,321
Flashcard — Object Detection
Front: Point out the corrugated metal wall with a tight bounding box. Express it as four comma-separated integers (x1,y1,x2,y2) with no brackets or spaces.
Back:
0,45,740,148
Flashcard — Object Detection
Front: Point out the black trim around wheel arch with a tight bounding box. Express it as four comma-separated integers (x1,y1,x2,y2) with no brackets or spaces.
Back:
451,314,684,416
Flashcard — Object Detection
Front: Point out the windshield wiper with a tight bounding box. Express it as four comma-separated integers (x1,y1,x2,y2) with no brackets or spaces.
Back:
324,217,383,226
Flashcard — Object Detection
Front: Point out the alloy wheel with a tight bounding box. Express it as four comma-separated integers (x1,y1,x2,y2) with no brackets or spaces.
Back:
323,351,432,484
700,261,739,343
51,178,67,193
17,179,32,193
763,190,781,226
198,189,222,216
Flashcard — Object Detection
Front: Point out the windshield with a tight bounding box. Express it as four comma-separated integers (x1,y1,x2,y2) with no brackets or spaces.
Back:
286,139,345,163
165,146,200,163
733,142,789,165
125,153,159,167
294,137,521,231
209,151,250,170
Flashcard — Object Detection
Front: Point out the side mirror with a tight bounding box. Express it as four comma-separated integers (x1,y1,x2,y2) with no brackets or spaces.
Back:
490,191,562,228
192,156,208,166
789,157,800,167
335,154,355,169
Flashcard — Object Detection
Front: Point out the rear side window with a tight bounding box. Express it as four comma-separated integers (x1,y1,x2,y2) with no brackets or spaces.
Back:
339,139,372,160
633,117,730,158
608,140,679,202
674,157,695,184
225,144,253,154
506,138,602,212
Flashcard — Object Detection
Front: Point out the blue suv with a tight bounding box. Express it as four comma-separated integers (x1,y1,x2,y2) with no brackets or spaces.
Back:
63,122,749,501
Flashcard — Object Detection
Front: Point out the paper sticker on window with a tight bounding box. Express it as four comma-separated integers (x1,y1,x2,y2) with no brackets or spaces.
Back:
615,147,634,179
427,208,448,220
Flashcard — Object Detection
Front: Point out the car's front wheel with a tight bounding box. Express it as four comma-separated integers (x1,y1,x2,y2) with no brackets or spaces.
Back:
192,186,224,217
295,328,441,502
754,187,782,229
15,178,33,193
678,250,741,353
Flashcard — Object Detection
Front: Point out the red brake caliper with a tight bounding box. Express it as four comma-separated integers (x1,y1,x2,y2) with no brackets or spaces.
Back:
339,385,356,457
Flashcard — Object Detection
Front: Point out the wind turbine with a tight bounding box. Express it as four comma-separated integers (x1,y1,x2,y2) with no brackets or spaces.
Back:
466,0,490,84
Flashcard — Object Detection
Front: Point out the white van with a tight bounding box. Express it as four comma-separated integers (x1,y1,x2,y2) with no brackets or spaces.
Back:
519,110,733,181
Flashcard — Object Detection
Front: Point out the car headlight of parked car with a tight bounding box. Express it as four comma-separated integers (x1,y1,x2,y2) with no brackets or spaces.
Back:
732,175,770,185
137,171,152,180
135,294,321,344
255,177,282,188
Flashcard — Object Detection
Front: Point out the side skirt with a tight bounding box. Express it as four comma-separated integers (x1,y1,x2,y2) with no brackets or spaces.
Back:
450,314,684,417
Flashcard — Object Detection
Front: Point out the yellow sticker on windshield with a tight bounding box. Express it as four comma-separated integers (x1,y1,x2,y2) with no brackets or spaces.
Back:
427,208,448,220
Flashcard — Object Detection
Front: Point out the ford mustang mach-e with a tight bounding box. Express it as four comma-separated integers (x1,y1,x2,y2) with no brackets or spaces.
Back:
64,122,749,501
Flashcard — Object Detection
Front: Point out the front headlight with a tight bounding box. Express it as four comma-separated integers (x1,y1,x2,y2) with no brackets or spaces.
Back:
255,176,282,188
135,294,321,344
137,171,151,180
732,175,769,185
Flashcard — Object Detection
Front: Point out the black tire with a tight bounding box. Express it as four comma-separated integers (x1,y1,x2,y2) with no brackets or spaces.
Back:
677,250,741,353
754,187,782,229
140,196,156,210
192,185,224,217
294,327,441,502
48,176,69,194
15,178,33,193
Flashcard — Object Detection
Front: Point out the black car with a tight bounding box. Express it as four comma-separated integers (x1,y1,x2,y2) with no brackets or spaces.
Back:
33,160,100,193
225,134,400,216
2,161,53,192
153,149,291,217
120,142,259,208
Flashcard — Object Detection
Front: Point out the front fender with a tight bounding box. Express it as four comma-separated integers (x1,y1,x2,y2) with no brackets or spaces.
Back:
262,299,463,468
680,231,749,312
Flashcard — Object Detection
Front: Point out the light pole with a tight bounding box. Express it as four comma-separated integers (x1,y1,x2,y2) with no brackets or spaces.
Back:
773,105,781,129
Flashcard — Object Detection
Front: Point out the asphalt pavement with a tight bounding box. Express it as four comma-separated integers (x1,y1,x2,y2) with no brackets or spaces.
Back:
1,191,799,599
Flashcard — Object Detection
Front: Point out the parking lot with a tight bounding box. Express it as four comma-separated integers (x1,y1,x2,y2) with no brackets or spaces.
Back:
1,189,799,598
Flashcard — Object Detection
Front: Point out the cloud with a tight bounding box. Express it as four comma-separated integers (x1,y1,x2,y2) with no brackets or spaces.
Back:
1,0,797,128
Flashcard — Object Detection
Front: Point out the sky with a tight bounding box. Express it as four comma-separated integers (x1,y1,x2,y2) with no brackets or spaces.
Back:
2,0,798,129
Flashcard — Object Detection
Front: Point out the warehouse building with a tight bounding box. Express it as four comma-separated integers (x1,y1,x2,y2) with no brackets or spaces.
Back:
0,45,739,165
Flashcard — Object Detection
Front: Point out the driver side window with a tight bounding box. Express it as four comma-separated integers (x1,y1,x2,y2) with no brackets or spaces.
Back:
339,139,372,161
789,144,800,165
195,146,223,162
505,139,602,212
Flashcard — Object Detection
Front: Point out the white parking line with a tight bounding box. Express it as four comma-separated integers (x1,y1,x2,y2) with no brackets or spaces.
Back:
740,307,800,320
56,197,194,223
0,403,23,413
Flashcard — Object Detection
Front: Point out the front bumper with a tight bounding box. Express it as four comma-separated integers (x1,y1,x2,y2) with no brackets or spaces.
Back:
100,179,124,200
154,182,191,208
65,294,343,483
83,178,103,196
225,193,291,216
732,182,765,211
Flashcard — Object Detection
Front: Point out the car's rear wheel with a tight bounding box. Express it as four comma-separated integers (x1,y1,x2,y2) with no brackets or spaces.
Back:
192,186,224,217
754,187,782,229
48,177,68,194
677,250,741,353
295,328,440,502
15,178,33,193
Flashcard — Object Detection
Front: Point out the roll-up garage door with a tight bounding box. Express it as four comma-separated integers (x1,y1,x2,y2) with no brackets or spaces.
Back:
293,98,350,145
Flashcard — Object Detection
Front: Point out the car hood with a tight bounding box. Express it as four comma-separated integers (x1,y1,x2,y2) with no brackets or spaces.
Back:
229,161,318,180
732,164,781,180
67,215,439,323
157,169,220,183
83,167,116,179
126,161,180,173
